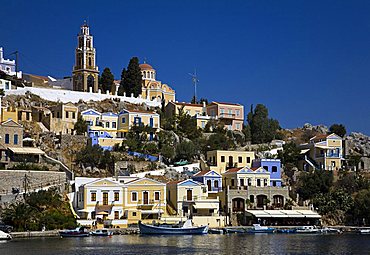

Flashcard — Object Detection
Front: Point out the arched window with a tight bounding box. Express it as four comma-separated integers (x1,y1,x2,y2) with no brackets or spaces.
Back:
88,57,92,67
143,72,146,78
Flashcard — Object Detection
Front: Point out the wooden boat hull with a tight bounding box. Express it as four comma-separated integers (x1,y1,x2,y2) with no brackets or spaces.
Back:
139,222,208,235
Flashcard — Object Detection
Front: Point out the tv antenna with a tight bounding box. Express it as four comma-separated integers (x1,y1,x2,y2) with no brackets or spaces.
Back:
188,69,199,103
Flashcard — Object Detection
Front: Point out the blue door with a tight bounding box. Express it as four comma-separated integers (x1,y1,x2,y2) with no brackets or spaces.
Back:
149,117,154,127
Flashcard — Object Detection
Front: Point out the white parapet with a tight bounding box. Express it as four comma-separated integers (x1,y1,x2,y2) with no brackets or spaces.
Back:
5,87,161,107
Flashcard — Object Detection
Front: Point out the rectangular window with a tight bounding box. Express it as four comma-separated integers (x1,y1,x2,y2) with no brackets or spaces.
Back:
272,166,278,172
132,212,137,217
154,191,160,201
106,122,110,128
236,123,241,130
257,179,261,187
221,156,225,162
201,121,206,128
103,192,108,205
131,192,137,202
236,110,240,116
14,134,18,145
263,166,268,171
66,111,69,118
272,181,277,186
264,179,268,186
5,134,9,144
231,179,235,187
247,157,251,163
114,192,119,201
91,192,96,202
122,117,126,124
112,122,116,128
238,156,242,163
114,211,119,220
250,195,254,203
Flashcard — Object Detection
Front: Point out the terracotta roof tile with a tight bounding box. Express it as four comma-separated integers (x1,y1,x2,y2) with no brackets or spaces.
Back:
193,170,210,176
225,167,243,173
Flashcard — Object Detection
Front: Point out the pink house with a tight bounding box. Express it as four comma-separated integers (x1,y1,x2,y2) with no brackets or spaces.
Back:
206,102,244,131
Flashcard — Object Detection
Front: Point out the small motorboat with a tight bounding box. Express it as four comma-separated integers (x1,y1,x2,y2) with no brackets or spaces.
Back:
224,228,245,234
248,224,275,234
321,227,342,234
90,229,113,236
139,220,208,235
276,228,297,234
295,226,321,234
358,229,370,234
59,227,89,237
0,230,12,241
208,228,224,234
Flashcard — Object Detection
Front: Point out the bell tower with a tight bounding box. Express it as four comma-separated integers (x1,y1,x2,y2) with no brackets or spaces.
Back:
72,22,99,92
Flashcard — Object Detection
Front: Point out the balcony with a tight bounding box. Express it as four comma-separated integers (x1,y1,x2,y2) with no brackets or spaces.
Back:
219,113,236,119
182,195,209,202
207,187,223,193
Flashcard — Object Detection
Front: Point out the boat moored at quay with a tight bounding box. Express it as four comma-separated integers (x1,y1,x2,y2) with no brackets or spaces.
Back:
138,220,208,235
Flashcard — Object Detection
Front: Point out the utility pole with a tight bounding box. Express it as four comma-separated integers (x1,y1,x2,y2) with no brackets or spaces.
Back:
188,69,199,103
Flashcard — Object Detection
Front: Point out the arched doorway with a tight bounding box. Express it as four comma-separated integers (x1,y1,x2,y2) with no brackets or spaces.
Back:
232,198,245,212
87,75,94,92
273,195,284,208
256,195,268,208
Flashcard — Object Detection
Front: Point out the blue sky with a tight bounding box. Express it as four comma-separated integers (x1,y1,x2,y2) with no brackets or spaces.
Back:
1,0,370,135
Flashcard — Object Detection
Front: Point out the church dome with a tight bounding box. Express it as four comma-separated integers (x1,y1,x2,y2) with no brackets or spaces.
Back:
140,63,154,70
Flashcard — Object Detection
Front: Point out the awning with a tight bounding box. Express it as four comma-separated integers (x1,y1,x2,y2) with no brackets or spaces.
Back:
23,137,35,142
141,209,164,214
193,202,219,210
245,210,321,219
316,145,331,149
97,211,109,215
78,209,90,213
8,147,45,155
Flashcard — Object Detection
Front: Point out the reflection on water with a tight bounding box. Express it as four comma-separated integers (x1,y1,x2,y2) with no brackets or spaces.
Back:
1,234,370,255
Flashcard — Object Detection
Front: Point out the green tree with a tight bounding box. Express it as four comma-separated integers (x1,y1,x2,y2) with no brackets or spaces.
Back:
277,142,301,167
242,124,252,142
329,124,346,137
353,188,370,225
176,108,202,140
99,67,114,93
74,115,88,135
175,140,196,161
118,57,142,97
248,104,280,144
297,170,334,201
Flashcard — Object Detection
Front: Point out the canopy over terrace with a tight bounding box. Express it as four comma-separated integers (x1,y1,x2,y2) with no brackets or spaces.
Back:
245,210,321,226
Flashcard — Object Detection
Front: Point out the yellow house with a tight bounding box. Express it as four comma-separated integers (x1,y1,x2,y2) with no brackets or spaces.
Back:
1,106,18,122
166,179,220,218
207,150,255,174
77,177,167,227
165,102,205,118
81,178,127,228
48,102,78,134
117,109,160,140
139,63,176,104
299,133,343,171
124,178,167,224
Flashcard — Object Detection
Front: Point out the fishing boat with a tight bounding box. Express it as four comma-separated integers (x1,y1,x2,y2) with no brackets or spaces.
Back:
224,228,245,234
295,226,321,234
320,227,342,234
90,229,113,236
0,230,12,241
248,224,275,233
276,228,297,234
59,227,89,237
358,229,370,234
138,220,208,235
208,228,224,234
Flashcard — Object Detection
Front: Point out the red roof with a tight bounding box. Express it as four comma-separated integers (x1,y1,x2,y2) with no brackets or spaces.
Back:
250,167,259,171
311,134,329,140
193,170,210,176
140,63,154,70
225,167,243,173
127,109,157,114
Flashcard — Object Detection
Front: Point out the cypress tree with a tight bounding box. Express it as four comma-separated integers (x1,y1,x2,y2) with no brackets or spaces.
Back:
118,57,142,97
99,67,114,93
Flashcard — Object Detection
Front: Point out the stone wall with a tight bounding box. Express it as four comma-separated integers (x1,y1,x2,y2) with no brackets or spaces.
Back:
0,170,66,195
